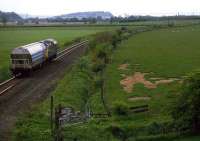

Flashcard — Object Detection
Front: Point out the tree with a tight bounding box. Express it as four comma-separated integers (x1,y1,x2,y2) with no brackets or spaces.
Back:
88,18,97,24
172,71,200,133
1,14,7,26
97,16,102,21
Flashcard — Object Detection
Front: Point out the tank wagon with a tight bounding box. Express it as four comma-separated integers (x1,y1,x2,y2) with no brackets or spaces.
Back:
10,39,58,75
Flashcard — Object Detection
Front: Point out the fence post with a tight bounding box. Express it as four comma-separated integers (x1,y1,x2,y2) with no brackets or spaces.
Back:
50,96,54,137
54,106,58,141
54,104,63,141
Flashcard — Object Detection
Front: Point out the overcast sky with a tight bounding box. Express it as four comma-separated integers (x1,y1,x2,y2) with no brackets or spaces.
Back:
0,0,200,16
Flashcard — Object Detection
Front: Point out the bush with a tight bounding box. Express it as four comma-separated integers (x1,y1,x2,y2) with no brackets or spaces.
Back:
107,124,131,141
121,26,128,31
147,122,164,135
172,71,200,133
90,32,114,46
113,101,129,116
121,32,131,40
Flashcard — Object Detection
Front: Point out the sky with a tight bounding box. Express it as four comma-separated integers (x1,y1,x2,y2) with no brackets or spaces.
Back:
0,0,200,17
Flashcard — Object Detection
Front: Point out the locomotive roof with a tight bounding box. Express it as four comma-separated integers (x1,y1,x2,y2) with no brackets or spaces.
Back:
12,42,45,55
22,42,45,55
11,39,57,55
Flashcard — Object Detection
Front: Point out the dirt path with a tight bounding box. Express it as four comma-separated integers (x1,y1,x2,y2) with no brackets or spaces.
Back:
0,45,87,141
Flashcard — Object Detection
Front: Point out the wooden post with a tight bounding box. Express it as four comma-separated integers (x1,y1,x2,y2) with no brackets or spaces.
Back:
54,107,58,141
50,96,54,136
54,104,63,141
54,106,59,141
58,104,63,141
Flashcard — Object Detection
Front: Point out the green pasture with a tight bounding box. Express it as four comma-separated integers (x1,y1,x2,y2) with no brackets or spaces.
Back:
105,25,200,127
113,25,200,77
0,26,118,81
129,19,200,26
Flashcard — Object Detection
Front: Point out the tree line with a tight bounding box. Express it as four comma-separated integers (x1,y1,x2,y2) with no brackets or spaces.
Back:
2,14,200,26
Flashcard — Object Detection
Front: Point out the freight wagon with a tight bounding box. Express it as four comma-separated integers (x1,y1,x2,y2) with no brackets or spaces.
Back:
10,39,58,75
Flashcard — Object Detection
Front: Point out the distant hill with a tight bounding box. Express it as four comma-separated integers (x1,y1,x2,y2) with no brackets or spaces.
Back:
0,11,22,22
54,11,113,19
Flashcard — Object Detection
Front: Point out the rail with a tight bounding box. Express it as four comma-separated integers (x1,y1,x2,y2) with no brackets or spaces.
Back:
55,40,88,60
0,76,15,87
0,77,19,96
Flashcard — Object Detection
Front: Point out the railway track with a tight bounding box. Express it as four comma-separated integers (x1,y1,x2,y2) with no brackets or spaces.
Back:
0,40,88,97
0,76,18,96
55,40,88,60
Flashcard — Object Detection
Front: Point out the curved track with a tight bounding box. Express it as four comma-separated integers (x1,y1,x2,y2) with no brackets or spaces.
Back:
0,41,88,141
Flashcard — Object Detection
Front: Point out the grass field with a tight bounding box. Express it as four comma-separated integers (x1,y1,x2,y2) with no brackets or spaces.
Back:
106,24,200,121
128,19,200,26
103,25,200,139
0,26,119,81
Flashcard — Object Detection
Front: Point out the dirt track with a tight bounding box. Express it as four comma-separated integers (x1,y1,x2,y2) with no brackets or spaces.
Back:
0,45,87,141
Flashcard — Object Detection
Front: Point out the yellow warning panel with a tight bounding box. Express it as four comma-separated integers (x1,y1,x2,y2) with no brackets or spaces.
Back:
45,48,48,60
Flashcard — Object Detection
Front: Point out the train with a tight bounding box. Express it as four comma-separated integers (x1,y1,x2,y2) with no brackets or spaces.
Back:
10,39,58,76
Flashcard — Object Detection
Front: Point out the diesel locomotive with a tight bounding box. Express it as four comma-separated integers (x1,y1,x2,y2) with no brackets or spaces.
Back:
10,39,58,75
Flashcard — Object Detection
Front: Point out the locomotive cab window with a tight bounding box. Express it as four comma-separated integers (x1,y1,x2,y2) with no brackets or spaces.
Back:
18,60,24,64
12,60,28,64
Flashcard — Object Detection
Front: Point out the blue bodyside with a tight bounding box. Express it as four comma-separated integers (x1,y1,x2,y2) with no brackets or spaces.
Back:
32,51,44,62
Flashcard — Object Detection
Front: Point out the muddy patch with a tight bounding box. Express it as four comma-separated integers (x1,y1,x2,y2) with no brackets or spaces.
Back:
128,96,151,101
120,72,180,93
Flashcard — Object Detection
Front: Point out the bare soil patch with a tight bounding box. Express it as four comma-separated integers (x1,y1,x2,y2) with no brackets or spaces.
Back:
120,72,156,93
120,72,180,93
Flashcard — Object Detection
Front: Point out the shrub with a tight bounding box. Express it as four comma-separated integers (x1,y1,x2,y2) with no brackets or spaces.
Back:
121,32,131,40
172,71,200,133
107,124,129,141
147,122,163,135
111,33,121,49
113,101,129,116
121,26,128,31
91,32,114,46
